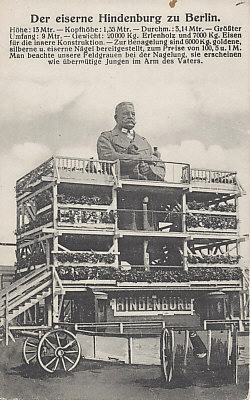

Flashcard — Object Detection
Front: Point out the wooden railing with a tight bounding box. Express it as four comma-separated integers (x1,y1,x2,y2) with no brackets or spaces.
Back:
54,251,116,266
55,156,116,180
117,159,190,184
117,210,183,232
190,168,237,185
57,207,115,226
186,213,238,231
15,156,240,194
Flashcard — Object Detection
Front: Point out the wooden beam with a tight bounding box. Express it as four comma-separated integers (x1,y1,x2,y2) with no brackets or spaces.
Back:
183,239,188,271
46,239,50,265
17,234,54,250
58,244,71,252
182,192,186,232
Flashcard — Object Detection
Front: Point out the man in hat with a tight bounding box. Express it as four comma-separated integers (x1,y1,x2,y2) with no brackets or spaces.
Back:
97,102,165,180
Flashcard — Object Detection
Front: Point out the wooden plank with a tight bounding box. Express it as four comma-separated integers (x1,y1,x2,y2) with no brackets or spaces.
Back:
206,330,212,366
24,203,35,221
120,180,189,189
190,187,239,194
183,330,189,366
50,228,114,236
187,209,237,216
42,176,114,186
119,231,192,238
5,292,9,346
58,203,111,210
17,233,54,250
16,222,53,239
36,204,52,215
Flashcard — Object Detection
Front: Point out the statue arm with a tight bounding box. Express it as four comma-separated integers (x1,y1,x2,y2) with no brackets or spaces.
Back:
97,133,151,162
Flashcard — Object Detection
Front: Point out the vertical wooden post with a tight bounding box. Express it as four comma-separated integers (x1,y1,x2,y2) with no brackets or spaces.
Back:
5,293,9,346
235,196,240,237
52,265,59,325
128,336,132,364
46,297,52,327
53,237,58,267
207,330,212,367
143,239,149,271
119,322,124,334
21,201,25,229
231,326,238,385
93,335,96,358
34,303,38,324
182,192,186,232
239,294,244,323
142,196,150,230
183,330,189,366
226,329,232,366
183,239,188,272
46,239,50,266
142,196,150,271
17,205,21,234
53,184,58,266
112,187,119,269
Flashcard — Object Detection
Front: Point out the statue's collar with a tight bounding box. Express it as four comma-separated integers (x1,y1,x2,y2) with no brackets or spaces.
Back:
113,126,135,136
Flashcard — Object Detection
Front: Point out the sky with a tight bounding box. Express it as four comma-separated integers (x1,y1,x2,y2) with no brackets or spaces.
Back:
0,0,249,264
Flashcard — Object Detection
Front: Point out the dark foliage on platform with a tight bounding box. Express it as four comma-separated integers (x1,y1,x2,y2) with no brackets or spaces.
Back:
187,254,240,264
57,266,242,282
187,200,236,213
186,214,237,230
57,193,111,206
57,251,115,264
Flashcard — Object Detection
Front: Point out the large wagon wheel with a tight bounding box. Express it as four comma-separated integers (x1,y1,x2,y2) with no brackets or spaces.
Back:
231,326,239,384
37,329,81,373
23,337,39,365
160,328,174,383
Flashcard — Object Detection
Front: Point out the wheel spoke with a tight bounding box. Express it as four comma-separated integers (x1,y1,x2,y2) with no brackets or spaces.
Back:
45,356,57,368
45,337,56,350
55,332,61,347
62,339,76,350
28,353,37,363
27,342,38,348
25,350,37,353
53,358,59,371
64,350,79,354
61,357,67,371
64,355,75,365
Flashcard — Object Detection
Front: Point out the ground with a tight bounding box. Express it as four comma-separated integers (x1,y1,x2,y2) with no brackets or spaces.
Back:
0,338,249,400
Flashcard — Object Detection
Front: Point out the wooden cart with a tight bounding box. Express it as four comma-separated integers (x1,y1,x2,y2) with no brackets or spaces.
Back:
160,322,240,385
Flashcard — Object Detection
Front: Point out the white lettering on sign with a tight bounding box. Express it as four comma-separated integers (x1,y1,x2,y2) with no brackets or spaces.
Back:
112,295,194,316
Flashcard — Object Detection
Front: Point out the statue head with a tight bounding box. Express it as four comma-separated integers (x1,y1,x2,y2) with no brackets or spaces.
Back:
114,102,136,130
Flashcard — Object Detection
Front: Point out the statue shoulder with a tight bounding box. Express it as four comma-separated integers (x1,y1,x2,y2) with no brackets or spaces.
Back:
98,130,113,141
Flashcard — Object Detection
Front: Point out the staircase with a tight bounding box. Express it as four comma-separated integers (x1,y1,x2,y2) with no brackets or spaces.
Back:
0,265,64,342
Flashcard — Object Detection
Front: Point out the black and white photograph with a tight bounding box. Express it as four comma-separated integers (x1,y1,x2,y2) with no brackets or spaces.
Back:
0,0,249,399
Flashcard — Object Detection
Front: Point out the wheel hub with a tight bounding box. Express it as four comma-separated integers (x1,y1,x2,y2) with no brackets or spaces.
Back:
56,348,64,357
